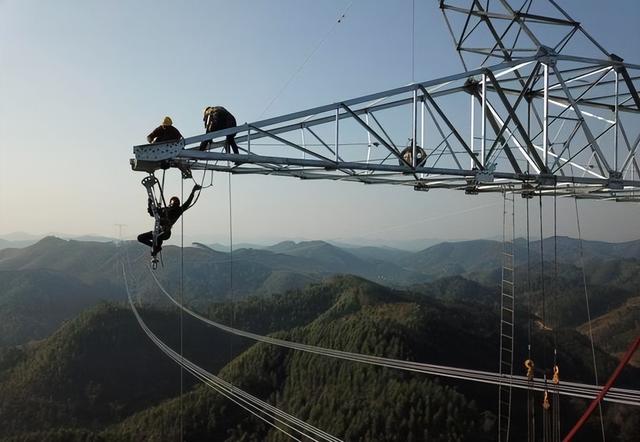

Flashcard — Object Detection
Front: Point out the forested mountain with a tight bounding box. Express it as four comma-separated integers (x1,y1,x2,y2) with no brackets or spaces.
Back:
2,236,639,349
0,236,637,440
578,296,640,367
0,269,115,346
1,275,638,441
0,303,249,440
400,237,640,280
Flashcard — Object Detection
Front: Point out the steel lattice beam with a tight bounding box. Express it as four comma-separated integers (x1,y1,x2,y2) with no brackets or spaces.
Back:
131,1,640,201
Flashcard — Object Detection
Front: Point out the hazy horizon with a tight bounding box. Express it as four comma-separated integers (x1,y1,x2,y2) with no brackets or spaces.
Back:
2,228,639,252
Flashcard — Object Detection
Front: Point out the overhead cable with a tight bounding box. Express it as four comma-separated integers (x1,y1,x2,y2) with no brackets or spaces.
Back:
123,263,342,442
146,266,640,407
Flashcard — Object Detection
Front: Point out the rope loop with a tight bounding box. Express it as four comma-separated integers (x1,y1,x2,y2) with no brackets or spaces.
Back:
553,365,560,385
525,359,535,380
543,390,551,410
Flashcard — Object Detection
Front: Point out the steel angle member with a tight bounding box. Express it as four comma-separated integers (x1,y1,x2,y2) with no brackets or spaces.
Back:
536,174,557,186
464,176,480,195
475,170,495,183
520,182,536,199
472,163,496,184
606,171,624,190
414,182,430,192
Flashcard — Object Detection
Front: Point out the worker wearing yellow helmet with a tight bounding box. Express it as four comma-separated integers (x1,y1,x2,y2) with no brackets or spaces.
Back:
146,116,183,144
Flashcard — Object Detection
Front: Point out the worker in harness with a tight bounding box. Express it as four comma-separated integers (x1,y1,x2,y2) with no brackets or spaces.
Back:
147,116,183,144
137,184,201,259
199,106,240,154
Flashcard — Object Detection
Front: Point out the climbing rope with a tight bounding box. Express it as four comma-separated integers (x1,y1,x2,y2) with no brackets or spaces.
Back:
180,178,185,440
411,0,415,83
526,195,535,442
552,186,561,442
543,375,552,442
228,171,235,364
574,198,606,441
538,193,551,442
160,170,168,207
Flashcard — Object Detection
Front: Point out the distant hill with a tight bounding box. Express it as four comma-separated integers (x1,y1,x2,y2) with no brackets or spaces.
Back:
0,234,117,250
0,236,122,288
578,296,640,367
3,235,638,289
399,237,640,281
0,238,39,250
0,237,432,307
400,239,503,277
263,240,424,284
342,244,415,262
1,235,638,347
0,269,117,347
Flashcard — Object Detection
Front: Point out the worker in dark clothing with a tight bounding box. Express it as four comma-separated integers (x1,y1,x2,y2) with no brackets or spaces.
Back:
147,116,183,144
137,184,201,257
199,106,240,154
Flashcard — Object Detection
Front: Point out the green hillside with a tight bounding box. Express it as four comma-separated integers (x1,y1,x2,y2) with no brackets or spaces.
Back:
1,237,639,440
0,269,117,346
108,275,639,441
1,275,638,441
578,296,640,367
109,275,496,441
0,303,248,439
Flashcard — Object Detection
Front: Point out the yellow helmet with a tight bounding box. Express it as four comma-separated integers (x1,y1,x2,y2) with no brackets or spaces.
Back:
162,116,173,126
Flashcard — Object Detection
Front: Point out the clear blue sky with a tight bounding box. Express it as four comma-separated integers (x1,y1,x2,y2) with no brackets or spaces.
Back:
1,0,638,246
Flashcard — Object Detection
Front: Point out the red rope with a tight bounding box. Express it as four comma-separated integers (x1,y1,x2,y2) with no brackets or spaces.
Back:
562,336,640,441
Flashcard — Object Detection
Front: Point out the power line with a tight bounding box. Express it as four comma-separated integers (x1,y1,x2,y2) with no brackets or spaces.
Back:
144,265,640,406
122,263,341,442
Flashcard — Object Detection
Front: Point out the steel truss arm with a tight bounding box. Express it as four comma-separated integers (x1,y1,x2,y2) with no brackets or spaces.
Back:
131,3,640,202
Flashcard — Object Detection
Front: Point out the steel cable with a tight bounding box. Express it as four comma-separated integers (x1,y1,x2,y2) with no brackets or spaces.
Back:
122,263,341,442
145,266,640,406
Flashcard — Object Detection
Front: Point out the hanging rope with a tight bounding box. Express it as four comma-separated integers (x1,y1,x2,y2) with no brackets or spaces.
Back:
526,195,535,442
538,193,551,442
574,198,607,441
228,172,235,364
180,178,185,440
552,185,561,442
411,0,415,83
259,1,356,118
538,194,547,351
160,170,168,207
543,373,552,442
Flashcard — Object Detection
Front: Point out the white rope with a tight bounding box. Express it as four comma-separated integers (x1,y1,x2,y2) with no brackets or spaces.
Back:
259,1,355,118
574,198,607,441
